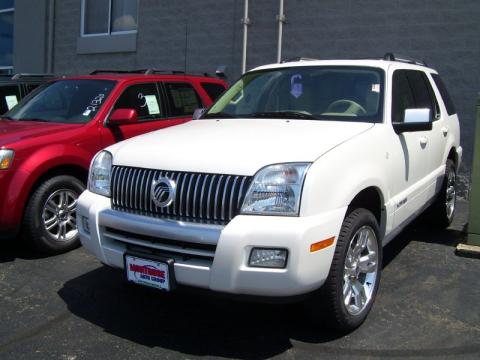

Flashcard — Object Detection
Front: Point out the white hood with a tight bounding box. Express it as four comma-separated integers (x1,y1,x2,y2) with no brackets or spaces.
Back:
109,119,374,175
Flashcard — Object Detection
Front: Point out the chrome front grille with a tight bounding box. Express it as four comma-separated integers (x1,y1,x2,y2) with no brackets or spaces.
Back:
111,166,252,224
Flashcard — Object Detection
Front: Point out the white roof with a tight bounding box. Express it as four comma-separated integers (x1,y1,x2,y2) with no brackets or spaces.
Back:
250,59,437,74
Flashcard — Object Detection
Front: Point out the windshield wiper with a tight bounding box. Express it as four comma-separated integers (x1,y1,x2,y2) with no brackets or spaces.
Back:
249,111,317,120
0,116,14,120
202,112,236,119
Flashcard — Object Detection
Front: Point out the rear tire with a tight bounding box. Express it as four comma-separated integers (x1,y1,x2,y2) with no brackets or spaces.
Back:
428,159,456,228
23,175,85,255
312,208,382,332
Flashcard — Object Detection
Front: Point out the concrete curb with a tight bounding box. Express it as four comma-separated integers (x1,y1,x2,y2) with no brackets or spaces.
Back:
456,243,480,259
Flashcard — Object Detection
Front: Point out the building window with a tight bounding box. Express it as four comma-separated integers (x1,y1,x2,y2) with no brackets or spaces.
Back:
81,0,138,36
0,1,14,71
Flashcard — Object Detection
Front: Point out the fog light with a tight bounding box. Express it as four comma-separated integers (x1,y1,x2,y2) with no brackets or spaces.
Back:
82,216,90,234
249,248,288,268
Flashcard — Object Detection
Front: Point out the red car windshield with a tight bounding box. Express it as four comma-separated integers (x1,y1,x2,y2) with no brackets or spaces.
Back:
5,79,116,124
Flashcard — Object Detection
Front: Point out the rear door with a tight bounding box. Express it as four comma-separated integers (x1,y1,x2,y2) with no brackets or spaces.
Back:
426,73,457,199
162,81,204,123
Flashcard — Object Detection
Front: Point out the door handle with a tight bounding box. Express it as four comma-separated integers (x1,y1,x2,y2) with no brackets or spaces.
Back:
419,137,428,147
441,127,449,136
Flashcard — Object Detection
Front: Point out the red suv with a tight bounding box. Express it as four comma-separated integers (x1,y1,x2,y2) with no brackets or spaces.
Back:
0,70,227,254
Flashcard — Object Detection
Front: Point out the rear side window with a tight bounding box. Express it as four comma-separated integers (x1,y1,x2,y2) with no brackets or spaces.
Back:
431,74,456,115
24,84,40,94
164,82,202,116
0,85,20,114
114,83,164,121
201,82,226,101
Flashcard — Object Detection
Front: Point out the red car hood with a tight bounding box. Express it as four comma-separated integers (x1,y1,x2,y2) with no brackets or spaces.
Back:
0,119,83,147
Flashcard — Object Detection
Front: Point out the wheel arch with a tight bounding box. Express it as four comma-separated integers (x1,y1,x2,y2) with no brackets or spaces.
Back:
347,186,385,233
447,147,458,168
27,164,89,202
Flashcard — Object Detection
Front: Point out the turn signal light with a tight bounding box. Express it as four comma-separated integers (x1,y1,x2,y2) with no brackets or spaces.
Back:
0,149,14,170
310,237,335,253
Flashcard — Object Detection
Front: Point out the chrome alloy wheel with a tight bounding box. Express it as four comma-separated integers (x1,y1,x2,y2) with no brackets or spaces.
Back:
42,189,79,242
343,226,379,316
445,170,456,221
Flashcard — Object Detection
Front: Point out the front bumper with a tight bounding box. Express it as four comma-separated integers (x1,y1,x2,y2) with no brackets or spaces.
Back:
77,191,346,297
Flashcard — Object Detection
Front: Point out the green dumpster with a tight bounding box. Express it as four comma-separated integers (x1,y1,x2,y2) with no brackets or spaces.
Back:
467,95,480,246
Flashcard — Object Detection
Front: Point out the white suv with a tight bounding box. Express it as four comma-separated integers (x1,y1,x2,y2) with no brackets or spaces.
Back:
78,55,462,331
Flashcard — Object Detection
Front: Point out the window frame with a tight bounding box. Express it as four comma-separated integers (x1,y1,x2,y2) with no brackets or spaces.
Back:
391,69,439,124
431,73,457,116
80,0,138,38
0,5,14,71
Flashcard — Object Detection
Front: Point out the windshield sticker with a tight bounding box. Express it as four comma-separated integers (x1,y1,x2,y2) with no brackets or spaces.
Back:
83,93,105,116
372,84,380,93
290,74,303,98
144,95,160,115
5,95,18,110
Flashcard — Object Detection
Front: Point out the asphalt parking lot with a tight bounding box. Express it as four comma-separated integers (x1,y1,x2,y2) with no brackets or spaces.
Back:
1,200,479,359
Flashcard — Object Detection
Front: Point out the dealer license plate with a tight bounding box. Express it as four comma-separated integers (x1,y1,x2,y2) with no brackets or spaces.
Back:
124,254,172,291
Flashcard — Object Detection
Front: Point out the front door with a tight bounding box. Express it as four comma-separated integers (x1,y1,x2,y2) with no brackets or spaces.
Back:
390,69,433,228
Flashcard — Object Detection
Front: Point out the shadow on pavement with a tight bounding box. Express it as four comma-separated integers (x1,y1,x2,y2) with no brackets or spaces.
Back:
0,237,50,263
382,217,465,269
57,210,472,358
58,266,343,358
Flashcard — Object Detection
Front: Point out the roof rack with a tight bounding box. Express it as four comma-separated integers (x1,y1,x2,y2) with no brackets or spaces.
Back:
90,69,152,75
281,57,319,63
383,53,427,66
89,69,213,77
11,73,55,80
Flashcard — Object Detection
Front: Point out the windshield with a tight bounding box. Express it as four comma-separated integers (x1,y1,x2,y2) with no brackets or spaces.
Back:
205,66,384,122
5,79,116,123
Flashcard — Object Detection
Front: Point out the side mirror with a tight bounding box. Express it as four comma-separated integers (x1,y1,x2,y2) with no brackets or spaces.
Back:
108,108,138,125
393,108,432,134
215,65,227,78
192,108,206,120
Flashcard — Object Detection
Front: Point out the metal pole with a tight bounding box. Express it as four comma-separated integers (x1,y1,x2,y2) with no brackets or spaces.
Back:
276,0,286,63
467,95,480,246
241,0,250,74
46,0,55,73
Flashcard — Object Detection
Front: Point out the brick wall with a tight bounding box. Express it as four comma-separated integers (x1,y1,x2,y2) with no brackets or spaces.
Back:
53,0,480,189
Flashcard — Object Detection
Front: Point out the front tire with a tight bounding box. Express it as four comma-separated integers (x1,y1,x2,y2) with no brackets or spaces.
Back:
23,175,85,255
319,208,382,332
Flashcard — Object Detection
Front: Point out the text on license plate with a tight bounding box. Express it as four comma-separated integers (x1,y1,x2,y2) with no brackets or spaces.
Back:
125,255,170,291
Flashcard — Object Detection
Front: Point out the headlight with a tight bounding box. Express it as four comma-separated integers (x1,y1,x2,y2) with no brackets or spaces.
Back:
88,150,112,197
0,149,14,170
241,163,310,216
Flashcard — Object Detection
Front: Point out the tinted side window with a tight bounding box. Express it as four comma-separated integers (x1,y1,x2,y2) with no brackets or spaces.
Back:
24,84,40,94
392,71,415,123
201,82,226,101
0,85,20,114
432,74,456,115
405,70,436,120
114,83,164,121
165,82,202,116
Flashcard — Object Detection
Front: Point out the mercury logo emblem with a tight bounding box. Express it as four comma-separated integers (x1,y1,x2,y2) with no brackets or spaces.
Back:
151,177,176,208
